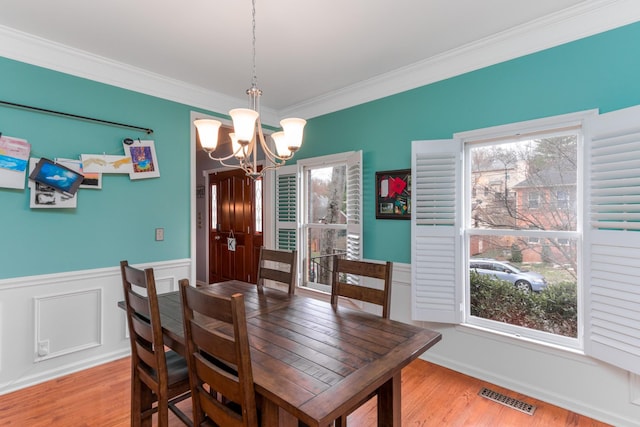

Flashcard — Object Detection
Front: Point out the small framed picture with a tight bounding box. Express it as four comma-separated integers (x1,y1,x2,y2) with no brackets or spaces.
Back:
375,169,411,220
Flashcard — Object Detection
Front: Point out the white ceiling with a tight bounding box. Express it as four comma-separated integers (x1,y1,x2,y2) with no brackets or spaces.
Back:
0,0,639,124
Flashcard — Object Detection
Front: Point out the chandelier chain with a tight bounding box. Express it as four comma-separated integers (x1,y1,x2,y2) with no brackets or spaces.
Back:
251,0,258,89
194,0,306,180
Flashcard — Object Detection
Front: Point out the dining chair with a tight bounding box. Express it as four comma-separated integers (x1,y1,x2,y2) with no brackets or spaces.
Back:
330,257,393,427
256,247,297,294
179,279,259,427
120,260,191,427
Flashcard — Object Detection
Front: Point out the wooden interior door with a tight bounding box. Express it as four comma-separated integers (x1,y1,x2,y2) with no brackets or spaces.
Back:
208,169,263,284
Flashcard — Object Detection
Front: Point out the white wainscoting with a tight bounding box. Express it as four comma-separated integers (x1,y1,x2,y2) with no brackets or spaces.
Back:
0,259,191,395
34,288,102,362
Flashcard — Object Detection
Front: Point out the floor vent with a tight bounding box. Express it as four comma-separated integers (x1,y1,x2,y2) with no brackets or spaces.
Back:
478,387,536,415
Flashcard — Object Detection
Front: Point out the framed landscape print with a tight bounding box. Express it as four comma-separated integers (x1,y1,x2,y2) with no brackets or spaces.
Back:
375,169,411,219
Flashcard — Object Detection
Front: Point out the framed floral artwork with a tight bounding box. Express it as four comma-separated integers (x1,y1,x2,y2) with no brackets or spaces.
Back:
375,169,411,219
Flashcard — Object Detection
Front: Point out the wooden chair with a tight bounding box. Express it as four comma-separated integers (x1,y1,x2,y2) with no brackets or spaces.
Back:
119,261,191,427
330,257,393,426
256,247,297,294
179,279,259,427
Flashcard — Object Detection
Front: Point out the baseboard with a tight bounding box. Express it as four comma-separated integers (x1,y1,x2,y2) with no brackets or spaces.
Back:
0,349,130,396
421,353,635,427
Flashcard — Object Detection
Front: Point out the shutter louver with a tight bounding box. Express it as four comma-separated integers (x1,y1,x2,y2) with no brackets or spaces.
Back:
411,140,462,323
415,153,457,226
585,105,640,376
276,165,297,251
346,151,363,261
591,131,640,230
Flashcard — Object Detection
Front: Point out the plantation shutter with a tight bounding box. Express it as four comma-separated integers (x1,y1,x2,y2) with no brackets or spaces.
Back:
585,105,640,375
275,164,298,252
411,139,462,323
346,151,363,261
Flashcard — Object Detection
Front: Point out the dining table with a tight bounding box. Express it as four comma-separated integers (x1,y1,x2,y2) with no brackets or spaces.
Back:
127,280,441,427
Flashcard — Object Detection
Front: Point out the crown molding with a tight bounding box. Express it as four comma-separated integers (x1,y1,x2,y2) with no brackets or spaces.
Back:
281,0,640,119
0,25,282,127
1,0,639,123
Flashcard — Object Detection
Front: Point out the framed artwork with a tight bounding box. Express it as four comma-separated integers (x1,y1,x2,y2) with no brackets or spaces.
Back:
122,139,160,180
28,158,77,209
375,169,411,219
0,135,30,189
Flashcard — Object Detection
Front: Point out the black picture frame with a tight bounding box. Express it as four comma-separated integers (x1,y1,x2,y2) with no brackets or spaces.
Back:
29,157,84,197
375,169,411,219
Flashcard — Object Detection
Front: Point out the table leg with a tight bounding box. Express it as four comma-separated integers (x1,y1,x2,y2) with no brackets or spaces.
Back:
261,398,298,427
377,372,401,427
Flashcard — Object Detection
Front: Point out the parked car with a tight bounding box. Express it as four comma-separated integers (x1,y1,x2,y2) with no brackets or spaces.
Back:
470,258,547,291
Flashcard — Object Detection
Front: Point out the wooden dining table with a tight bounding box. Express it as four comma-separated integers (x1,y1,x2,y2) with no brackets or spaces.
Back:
136,280,441,427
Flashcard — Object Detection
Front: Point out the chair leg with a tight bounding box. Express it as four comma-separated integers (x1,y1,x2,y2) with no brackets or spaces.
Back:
335,414,347,427
131,375,142,427
157,393,169,427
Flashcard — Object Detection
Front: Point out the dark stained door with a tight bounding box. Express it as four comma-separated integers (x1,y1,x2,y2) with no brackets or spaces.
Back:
209,169,263,284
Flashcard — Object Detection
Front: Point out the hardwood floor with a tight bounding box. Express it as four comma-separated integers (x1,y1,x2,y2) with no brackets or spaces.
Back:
0,357,610,426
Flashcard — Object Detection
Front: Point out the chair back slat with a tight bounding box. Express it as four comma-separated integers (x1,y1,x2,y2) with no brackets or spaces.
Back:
190,321,238,365
127,290,150,316
331,257,393,319
259,268,294,286
257,247,297,294
180,279,258,427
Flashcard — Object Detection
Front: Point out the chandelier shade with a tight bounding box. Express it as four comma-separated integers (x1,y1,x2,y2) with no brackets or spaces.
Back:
194,119,222,151
194,0,306,180
270,131,290,157
229,108,259,142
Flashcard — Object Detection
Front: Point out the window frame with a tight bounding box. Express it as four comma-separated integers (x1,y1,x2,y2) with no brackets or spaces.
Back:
462,123,583,349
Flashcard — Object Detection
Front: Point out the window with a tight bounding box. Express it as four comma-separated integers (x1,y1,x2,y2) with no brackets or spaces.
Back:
412,107,640,375
467,131,579,344
210,185,217,230
255,179,262,233
275,152,362,294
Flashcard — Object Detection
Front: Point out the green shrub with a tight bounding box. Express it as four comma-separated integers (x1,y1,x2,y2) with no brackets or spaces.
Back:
470,272,577,337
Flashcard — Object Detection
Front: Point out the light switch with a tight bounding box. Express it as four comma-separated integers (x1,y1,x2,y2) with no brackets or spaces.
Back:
155,228,164,241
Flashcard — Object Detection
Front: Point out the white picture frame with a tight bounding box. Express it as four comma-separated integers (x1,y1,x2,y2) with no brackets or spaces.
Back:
122,139,160,180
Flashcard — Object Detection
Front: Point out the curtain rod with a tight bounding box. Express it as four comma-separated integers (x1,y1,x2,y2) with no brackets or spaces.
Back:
0,99,153,134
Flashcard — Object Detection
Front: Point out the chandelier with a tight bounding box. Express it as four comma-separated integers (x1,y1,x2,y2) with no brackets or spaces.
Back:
194,0,306,180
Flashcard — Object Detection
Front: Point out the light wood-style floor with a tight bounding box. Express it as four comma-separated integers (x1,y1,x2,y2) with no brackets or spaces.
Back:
0,357,610,426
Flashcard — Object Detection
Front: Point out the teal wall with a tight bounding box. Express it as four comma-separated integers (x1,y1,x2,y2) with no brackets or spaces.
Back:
295,21,640,264
0,58,198,279
2,21,640,279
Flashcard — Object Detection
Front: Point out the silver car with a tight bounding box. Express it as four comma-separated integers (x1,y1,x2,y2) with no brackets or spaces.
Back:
470,259,547,292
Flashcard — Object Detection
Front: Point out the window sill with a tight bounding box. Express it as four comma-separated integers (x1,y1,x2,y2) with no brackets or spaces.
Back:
455,323,597,366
